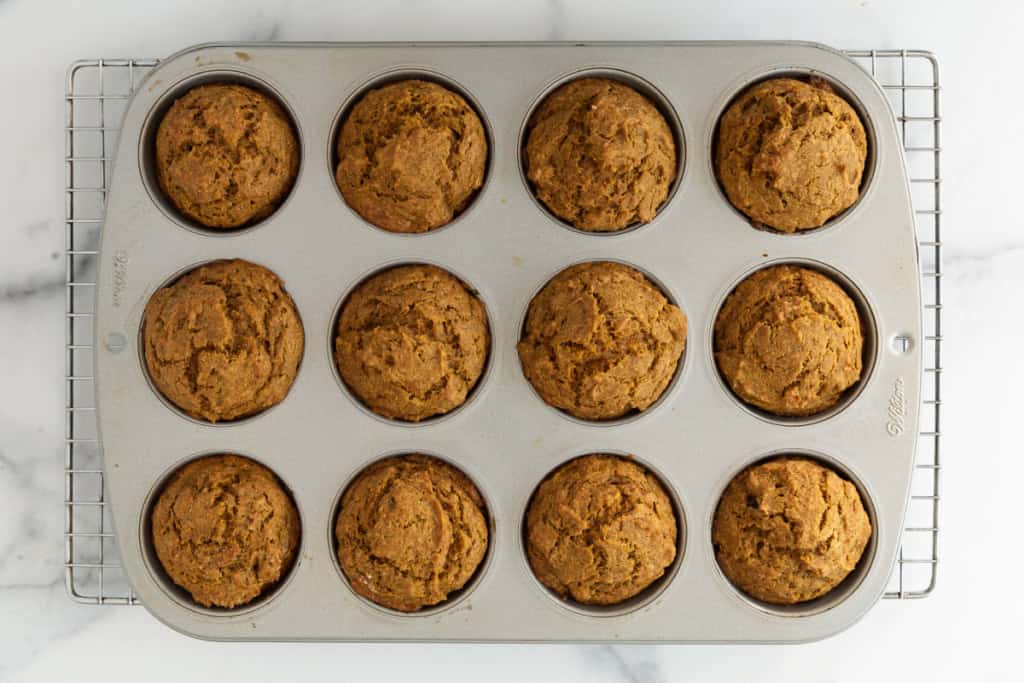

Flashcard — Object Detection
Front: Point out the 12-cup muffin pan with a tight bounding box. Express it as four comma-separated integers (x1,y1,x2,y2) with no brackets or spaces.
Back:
95,41,922,642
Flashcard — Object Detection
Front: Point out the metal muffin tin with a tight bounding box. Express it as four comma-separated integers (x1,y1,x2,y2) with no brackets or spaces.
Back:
95,41,921,643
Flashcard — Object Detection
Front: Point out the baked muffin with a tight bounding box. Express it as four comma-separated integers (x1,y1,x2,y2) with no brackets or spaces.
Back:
150,454,300,609
143,259,304,422
524,77,677,232
713,456,872,604
714,265,863,417
334,264,490,422
716,77,867,232
155,83,299,228
526,455,677,605
518,262,686,420
335,455,489,612
335,79,487,233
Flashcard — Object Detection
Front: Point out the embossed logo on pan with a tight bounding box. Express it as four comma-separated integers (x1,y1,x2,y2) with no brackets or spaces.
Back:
112,250,129,308
886,377,906,436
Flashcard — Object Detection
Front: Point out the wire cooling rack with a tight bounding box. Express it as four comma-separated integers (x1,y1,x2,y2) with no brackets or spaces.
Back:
63,49,941,606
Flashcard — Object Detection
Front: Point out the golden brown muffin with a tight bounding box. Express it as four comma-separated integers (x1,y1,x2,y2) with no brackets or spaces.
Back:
155,83,299,228
335,79,488,233
526,455,677,605
335,455,489,612
716,77,867,232
524,77,677,232
150,454,301,609
143,259,304,422
714,264,863,417
518,262,686,420
713,457,872,605
334,264,490,422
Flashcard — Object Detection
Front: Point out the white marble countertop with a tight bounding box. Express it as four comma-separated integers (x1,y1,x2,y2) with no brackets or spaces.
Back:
1,0,1021,680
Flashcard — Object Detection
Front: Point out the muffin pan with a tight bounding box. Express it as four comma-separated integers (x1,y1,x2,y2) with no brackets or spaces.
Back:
94,41,921,642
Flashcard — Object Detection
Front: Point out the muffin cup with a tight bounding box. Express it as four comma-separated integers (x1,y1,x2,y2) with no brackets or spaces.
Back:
327,259,495,427
138,68,304,235
518,67,687,237
709,68,878,236
328,450,496,617
137,258,306,427
138,451,304,617
708,449,879,618
709,258,879,427
520,451,687,618
327,67,494,236
516,257,689,427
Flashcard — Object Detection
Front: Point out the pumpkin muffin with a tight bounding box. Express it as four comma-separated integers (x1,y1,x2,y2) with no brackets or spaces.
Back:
714,264,863,417
143,259,304,422
526,455,678,605
715,76,868,232
518,262,687,421
334,264,490,422
155,83,299,228
713,456,872,605
525,77,677,232
335,79,488,233
150,454,301,609
335,454,489,612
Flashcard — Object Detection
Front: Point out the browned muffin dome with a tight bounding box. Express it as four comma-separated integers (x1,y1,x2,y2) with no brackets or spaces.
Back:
716,77,867,232
150,454,300,608
334,264,490,421
155,83,299,228
518,261,687,420
335,79,488,233
335,454,489,612
526,455,678,605
713,456,872,605
525,77,677,232
143,259,304,422
714,264,863,417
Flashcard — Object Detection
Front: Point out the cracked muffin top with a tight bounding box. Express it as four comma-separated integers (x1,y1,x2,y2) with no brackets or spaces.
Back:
335,454,489,612
517,261,687,421
150,454,301,609
142,259,304,422
715,77,867,233
334,79,488,233
155,83,299,229
526,454,677,605
334,264,490,422
713,264,863,417
712,456,872,605
524,77,677,232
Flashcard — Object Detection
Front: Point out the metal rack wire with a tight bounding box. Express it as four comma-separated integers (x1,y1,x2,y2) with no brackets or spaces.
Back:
65,58,157,605
845,50,942,598
63,50,941,606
